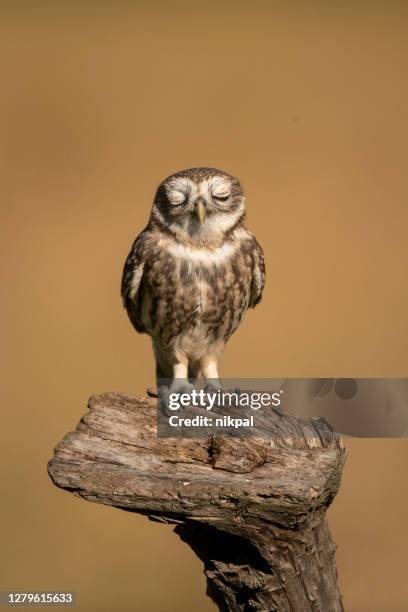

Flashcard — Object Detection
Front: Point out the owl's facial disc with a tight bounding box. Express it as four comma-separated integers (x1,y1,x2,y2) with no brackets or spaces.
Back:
157,171,245,242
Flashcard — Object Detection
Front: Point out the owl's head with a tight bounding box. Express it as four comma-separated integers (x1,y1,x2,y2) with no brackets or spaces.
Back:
151,167,246,243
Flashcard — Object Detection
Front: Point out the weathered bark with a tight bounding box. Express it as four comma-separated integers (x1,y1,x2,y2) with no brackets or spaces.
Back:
48,392,346,611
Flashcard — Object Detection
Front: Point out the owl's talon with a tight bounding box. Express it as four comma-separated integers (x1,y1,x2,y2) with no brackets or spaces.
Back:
157,386,172,415
204,381,223,393
157,385,170,399
169,381,195,396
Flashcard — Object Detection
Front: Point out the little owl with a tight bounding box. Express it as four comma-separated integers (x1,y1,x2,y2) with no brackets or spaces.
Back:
121,167,265,392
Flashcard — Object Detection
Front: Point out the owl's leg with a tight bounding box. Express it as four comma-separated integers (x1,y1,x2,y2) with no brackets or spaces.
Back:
173,361,188,380
200,356,223,390
169,360,196,393
154,341,194,394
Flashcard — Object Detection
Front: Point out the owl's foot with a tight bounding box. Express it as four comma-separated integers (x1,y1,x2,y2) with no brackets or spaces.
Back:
204,380,223,393
168,380,195,395
156,387,171,416
157,381,196,416
156,380,196,399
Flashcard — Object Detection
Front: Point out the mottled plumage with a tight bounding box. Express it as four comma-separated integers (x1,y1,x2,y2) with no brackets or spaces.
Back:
121,167,265,389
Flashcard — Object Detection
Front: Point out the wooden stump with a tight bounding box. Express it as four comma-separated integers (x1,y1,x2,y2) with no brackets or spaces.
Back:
48,392,346,611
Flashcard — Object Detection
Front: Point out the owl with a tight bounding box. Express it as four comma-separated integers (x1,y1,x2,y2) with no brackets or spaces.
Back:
121,167,265,392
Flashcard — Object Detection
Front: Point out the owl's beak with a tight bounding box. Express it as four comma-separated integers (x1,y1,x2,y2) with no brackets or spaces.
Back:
195,199,206,224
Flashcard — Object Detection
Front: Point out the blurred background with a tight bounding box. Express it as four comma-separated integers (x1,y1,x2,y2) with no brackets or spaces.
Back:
1,2,408,610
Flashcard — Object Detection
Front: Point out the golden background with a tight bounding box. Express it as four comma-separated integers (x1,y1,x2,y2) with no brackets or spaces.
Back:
1,3,408,611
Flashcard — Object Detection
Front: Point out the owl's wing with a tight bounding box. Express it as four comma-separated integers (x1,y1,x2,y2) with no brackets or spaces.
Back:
121,232,147,333
249,237,265,308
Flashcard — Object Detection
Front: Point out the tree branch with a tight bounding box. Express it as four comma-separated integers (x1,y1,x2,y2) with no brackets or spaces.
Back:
48,392,346,611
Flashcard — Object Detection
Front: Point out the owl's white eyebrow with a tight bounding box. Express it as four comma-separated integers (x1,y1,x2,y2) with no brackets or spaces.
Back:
166,178,193,194
208,177,231,196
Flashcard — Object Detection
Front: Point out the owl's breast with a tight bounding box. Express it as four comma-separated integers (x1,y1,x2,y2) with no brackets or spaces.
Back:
140,240,254,343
